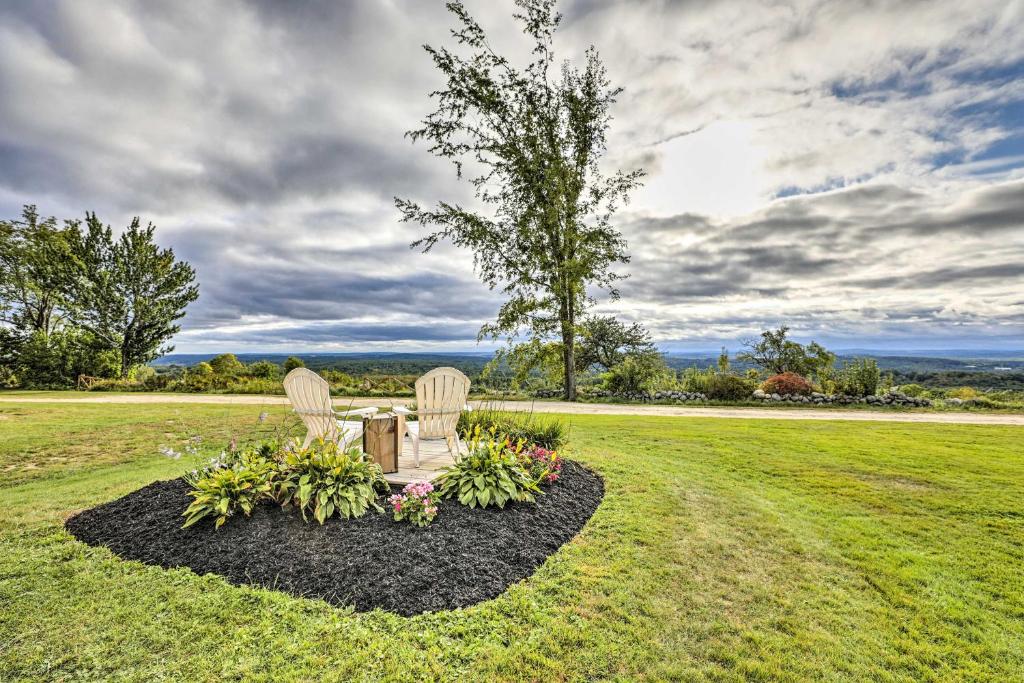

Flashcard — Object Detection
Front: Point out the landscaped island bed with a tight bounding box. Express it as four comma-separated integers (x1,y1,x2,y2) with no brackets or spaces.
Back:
65,461,602,615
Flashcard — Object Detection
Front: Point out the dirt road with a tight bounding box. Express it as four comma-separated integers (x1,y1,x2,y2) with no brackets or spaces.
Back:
2,393,1022,426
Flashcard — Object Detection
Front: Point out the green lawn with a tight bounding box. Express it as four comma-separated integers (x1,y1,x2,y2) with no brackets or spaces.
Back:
0,402,1021,681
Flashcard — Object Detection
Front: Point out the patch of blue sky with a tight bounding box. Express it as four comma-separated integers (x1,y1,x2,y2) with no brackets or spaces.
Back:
772,167,894,199
941,99,1024,174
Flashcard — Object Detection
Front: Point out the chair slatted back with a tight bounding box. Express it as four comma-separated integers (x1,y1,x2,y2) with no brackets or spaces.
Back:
414,367,470,439
283,368,338,446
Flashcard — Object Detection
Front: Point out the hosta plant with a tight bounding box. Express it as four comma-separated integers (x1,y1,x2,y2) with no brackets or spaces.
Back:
436,427,539,509
275,440,388,524
181,450,278,529
388,480,440,527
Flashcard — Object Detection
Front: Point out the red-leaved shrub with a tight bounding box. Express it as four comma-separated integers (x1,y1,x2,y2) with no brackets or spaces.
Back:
761,372,813,396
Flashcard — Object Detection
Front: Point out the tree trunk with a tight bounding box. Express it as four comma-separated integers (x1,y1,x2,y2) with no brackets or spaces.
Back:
120,345,131,379
560,298,577,401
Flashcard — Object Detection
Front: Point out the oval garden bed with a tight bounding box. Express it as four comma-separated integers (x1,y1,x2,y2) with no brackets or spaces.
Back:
65,460,603,616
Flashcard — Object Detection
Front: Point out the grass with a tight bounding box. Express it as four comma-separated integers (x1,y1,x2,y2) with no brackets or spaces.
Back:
0,401,1021,681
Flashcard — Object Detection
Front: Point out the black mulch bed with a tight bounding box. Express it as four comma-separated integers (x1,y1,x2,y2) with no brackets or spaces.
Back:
65,460,603,616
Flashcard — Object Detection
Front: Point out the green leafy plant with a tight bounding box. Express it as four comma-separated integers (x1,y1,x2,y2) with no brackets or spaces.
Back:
181,449,278,529
275,440,387,524
897,383,927,398
437,427,540,509
837,358,880,397
457,405,567,450
703,373,757,401
603,349,672,394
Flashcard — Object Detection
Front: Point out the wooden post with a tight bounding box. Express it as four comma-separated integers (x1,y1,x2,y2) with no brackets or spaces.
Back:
362,413,404,473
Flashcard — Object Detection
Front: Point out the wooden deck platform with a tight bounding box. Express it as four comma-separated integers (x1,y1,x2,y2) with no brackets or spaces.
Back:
381,435,462,486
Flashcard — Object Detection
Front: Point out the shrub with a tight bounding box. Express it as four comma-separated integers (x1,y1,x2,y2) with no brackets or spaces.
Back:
898,383,927,398
964,396,997,408
388,480,441,527
181,449,278,529
458,406,567,450
191,361,214,376
275,441,387,523
603,349,671,394
837,358,880,397
141,371,173,391
436,428,540,509
704,373,757,401
245,360,280,379
8,328,119,389
222,377,284,395
283,356,305,373
946,386,980,400
209,353,244,375
519,444,563,484
761,372,813,396
678,366,715,393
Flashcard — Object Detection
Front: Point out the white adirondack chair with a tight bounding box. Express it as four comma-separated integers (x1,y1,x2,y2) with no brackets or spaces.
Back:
394,367,472,467
283,368,378,449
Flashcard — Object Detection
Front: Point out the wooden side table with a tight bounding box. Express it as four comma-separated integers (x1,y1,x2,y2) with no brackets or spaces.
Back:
362,413,405,473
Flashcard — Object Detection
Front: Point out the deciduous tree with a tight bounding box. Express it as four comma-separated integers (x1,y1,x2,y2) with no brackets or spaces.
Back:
73,214,199,378
397,0,642,400
0,205,80,336
575,315,654,372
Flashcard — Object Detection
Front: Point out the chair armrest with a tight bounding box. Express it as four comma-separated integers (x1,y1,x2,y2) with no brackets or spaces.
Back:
395,407,467,417
336,406,378,418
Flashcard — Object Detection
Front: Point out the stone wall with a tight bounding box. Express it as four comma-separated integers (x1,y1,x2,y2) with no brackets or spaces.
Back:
533,388,932,407
752,389,931,406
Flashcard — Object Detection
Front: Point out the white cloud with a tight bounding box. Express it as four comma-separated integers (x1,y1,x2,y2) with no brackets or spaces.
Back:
0,0,1021,350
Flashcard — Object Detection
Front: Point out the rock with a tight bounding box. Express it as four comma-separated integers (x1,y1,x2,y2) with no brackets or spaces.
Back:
753,389,766,398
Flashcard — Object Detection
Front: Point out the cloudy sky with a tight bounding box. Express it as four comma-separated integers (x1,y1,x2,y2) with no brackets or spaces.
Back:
1,0,1022,353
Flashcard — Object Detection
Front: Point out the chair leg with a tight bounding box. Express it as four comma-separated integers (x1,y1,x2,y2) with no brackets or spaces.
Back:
412,435,420,468
453,432,463,456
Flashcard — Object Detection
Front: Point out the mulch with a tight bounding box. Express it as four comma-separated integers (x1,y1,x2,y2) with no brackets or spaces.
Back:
64,460,603,616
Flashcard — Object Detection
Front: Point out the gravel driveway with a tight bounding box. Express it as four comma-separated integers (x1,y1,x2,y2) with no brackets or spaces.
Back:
2,393,1022,425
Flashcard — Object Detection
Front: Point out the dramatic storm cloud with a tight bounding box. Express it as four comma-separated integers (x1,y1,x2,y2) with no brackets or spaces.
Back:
1,0,1022,351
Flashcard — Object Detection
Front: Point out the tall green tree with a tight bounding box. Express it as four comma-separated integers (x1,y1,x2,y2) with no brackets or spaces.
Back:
283,356,305,373
209,353,244,375
396,0,643,400
575,315,654,372
738,326,836,379
0,205,80,336
73,213,199,378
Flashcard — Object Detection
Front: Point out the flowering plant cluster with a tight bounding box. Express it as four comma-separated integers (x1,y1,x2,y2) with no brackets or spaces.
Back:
388,480,441,527
519,445,563,484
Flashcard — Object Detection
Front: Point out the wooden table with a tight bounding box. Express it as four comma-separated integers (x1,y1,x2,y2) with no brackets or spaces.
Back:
362,413,404,474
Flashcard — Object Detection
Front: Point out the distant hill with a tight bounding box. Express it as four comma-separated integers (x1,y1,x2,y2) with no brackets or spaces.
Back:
154,352,495,376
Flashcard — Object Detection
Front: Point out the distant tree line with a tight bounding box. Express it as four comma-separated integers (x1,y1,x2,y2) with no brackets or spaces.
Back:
0,205,198,388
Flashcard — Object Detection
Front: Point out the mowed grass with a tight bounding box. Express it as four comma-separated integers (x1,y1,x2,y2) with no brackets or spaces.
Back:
0,402,1021,681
